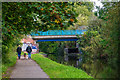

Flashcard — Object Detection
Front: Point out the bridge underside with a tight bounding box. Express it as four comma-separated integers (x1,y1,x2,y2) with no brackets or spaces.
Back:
36,38,78,42
32,35,80,42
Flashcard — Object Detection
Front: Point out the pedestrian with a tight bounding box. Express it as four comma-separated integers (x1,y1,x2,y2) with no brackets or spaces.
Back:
26,44,32,59
17,45,22,59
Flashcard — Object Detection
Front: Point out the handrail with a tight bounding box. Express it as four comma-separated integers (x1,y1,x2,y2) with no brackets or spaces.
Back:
31,30,87,36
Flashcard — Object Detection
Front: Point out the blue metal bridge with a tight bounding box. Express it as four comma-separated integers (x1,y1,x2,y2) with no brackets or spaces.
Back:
31,30,87,42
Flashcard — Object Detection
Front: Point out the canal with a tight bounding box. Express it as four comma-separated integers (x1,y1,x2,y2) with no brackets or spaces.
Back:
47,52,118,78
39,41,118,78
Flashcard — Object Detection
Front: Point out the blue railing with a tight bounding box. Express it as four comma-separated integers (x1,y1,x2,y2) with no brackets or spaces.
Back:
31,30,87,36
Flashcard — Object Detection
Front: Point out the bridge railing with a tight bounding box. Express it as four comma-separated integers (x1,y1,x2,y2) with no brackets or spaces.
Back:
31,30,87,36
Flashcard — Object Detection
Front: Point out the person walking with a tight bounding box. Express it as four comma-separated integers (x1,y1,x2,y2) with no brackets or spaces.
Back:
26,44,32,59
17,45,22,59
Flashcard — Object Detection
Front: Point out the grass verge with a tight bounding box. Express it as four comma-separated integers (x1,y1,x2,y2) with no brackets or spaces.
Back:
2,55,17,78
39,52,46,54
31,54,93,78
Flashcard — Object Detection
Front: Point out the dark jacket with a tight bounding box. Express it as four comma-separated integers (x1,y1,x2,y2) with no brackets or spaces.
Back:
26,46,32,53
17,47,22,53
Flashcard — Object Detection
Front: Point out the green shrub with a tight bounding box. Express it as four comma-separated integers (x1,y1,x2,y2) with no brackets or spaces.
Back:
2,52,17,78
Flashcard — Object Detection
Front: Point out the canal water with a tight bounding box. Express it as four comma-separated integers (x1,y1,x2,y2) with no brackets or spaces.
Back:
48,54,118,78
39,41,119,78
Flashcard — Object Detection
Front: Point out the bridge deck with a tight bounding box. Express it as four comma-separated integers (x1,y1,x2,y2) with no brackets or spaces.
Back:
31,30,86,42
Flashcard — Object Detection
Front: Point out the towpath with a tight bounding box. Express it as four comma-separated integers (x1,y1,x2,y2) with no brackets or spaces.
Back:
10,56,49,79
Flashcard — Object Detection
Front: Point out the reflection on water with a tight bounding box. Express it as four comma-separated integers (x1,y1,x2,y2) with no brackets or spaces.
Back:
48,55,118,78
65,56,118,78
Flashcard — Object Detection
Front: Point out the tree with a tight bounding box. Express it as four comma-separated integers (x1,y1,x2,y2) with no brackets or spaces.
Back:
2,2,79,63
67,2,93,30
2,2,78,38
77,2,120,78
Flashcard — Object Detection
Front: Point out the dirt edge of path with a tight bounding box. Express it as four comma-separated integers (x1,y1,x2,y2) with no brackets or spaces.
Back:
2,62,17,78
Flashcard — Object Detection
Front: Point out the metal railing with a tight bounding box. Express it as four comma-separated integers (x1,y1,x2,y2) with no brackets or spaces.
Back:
31,30,87,36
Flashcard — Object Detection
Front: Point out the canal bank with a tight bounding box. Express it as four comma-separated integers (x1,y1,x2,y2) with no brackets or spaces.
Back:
45,51,118,78
31,54,93,78
38,41,118,78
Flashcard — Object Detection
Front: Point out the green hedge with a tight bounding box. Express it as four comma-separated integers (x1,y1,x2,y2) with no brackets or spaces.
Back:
32,54,93,78
2,54,17,78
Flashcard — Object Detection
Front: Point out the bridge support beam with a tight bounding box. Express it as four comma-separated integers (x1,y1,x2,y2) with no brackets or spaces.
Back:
36,39,78,42
76,42,79,48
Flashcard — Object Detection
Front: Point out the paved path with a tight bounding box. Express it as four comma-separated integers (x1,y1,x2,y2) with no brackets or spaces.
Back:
10,56,49,78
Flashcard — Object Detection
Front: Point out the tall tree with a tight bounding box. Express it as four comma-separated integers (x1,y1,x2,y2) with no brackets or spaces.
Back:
2,2,78,63
67,2,93,30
